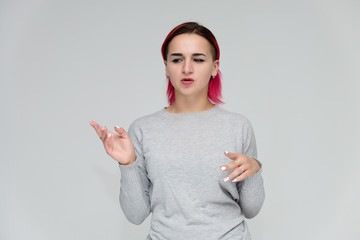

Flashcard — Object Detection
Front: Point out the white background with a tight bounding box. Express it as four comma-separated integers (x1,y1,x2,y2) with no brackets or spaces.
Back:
1,0,359,239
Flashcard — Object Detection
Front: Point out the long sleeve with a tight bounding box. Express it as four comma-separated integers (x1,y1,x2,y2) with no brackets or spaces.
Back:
119,121,151,224
236,121,265,219
116,106,264,239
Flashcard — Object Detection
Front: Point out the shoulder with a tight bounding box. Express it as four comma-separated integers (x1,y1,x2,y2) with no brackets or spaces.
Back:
128,108,166,133
216,105,253,129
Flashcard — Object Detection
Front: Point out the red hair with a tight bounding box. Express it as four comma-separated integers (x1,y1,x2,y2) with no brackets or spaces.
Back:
161,22,224,105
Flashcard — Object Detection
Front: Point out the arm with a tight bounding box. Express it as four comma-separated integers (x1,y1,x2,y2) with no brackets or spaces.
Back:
220,121,265,219
119,122,151,224
237,165,265,219
90,121,151,224
237,122,265,218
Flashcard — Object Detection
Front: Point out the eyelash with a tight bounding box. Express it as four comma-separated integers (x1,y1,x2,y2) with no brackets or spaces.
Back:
172,59,182,63
171,58,205,63
194,58,204,63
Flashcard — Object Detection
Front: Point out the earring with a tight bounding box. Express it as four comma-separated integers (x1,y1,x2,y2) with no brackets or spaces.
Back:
212,75,216,79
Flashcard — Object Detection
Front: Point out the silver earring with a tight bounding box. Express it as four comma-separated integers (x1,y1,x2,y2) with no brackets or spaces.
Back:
212,75,216,79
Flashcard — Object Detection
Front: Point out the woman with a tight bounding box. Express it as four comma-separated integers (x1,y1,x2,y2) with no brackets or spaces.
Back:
90,22,265,240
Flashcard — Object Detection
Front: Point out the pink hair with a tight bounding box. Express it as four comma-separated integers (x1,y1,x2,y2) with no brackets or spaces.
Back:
162,22,224,105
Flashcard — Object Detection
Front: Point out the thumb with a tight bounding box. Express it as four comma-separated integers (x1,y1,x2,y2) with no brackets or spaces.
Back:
114,126,129,139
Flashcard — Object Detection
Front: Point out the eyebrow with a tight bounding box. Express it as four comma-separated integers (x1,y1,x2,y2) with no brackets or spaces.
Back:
169,53,207,57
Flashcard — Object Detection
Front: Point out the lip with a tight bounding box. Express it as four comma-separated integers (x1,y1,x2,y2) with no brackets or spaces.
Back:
181,78,194,85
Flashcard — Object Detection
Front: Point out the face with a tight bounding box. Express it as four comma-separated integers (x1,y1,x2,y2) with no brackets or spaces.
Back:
164,33,219,101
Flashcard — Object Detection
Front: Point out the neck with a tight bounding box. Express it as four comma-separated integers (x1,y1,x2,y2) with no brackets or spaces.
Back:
166,95,215,113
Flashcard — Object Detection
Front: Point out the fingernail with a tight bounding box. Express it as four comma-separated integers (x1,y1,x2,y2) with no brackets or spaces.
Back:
108,134,111,138
220,166,226,171
232,179,238,182
224,177,229,182
115,125,120,129
225,151,228,154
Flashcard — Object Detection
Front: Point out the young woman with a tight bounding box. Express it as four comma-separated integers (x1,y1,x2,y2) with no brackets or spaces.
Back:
90,22,265,240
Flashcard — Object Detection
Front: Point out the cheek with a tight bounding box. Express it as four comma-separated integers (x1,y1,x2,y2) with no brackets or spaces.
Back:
166,65,177,76
200,65,214,78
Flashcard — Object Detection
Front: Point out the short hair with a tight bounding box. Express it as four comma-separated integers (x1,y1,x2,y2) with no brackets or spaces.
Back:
161,22,224,105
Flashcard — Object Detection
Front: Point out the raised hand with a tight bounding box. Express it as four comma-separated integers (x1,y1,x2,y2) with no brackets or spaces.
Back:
90,121,136,165
220,151,261,182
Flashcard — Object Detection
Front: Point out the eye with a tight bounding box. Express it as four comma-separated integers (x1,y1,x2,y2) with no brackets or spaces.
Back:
193,58,205,63
171,58,182,63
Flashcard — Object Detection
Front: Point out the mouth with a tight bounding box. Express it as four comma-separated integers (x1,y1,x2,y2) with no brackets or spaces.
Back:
181,78,194,85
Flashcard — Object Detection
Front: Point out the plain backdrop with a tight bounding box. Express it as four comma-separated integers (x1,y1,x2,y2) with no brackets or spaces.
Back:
1,0,359,239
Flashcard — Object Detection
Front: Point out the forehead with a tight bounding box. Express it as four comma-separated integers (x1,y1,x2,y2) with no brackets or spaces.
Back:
167,33,213,55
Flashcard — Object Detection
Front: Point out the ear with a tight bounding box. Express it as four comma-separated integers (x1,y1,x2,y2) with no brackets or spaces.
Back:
164,60,169,77
212,60,220,77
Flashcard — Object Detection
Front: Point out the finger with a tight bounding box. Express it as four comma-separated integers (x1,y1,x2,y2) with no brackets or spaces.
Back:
220,156,245,172
220,161,239,171
101,126,110,141
106,128,112,138
104,129,112,151
103,127,114,152
220,151,235,171
224,165,246,182
114,126,128,139
90,121,104,138
231,170,250,182
224,151,245,160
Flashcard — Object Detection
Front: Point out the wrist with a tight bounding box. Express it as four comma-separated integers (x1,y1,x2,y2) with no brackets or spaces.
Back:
119,156,136,166
248,157,261,172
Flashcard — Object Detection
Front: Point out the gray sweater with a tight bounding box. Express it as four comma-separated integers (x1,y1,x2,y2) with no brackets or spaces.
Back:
119,105,265,240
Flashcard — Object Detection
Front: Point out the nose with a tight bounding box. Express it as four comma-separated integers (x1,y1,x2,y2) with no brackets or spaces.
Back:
182,59,193,75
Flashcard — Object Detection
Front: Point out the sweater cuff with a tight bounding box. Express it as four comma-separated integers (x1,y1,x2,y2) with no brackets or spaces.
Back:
242,167,263,190
118,162,140,187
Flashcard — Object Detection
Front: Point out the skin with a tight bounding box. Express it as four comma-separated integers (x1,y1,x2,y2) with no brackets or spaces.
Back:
89,122,136,165
164,33,219,113
90,33,260,181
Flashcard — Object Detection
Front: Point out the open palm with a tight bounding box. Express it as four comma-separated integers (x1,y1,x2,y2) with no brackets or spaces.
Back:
90,121,136,165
